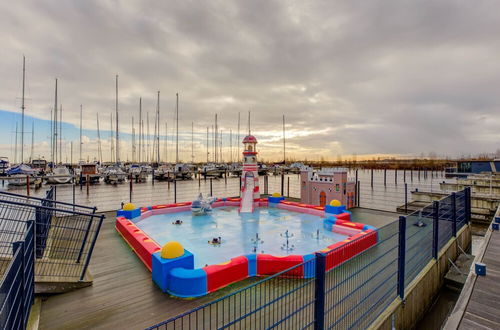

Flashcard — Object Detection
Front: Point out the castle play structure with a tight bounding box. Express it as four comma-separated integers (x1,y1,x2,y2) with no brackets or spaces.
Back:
300,167,356,208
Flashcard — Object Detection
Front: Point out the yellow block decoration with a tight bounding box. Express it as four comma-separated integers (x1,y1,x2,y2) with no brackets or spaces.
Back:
329,200,341,207
272,192,281,197
123,203,136,211
161,241,184,259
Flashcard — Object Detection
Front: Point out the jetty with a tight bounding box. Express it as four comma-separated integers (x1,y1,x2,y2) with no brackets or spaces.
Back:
445,206,500,329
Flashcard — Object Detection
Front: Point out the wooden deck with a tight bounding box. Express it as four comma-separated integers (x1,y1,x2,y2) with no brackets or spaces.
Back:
38,208,400,329
458,228,500,329
38,212,242,330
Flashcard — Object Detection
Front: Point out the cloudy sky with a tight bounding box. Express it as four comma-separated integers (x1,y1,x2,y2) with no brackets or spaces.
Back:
0,0,499,163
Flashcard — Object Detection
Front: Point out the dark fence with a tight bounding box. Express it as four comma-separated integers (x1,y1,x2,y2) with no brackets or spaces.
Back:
148,188,470,330
0,189,104,281
0,220,35,329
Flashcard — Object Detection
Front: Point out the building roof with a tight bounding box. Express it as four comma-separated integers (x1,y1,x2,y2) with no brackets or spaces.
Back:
242,135,257,143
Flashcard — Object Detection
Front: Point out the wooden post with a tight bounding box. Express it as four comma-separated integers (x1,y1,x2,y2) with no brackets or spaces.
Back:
26,175,30,196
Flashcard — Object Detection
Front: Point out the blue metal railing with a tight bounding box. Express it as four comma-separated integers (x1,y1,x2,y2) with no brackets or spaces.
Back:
148,188,471,330
0,220,35,329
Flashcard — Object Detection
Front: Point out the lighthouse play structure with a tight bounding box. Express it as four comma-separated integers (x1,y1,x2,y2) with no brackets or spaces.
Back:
240,135,260,213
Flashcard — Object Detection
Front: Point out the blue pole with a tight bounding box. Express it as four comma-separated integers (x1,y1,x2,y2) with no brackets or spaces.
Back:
314,253,326,330
397,215,406,299
451,192,457,236
432,201,439,259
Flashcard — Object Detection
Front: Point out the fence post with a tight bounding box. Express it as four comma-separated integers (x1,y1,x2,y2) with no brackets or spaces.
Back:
432,201,439,259
210,178,213,197
314,252,326,330
371,169,374,188
397,216,406,299
129,175,133,203
281,173,285,196
287,177,290,197
357,180,360,207
395,169,397,185
174,179,177,203
80,215,104,281
465,187,471,225
451,192,457,237
404,183,408,214
384,169,386,186
13,241,26,328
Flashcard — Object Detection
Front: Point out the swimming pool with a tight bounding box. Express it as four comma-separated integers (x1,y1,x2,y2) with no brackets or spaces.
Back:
116,198,378,298
133,206,348,268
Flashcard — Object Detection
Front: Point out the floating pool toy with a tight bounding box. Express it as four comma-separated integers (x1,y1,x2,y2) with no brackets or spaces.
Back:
172,219,183,225
161,241,184,259
191,193,217,215
208,237,222,245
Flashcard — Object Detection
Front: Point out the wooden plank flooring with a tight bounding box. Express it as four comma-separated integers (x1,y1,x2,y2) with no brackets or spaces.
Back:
38,212,245,330
38,208,399,329
459,230,500,330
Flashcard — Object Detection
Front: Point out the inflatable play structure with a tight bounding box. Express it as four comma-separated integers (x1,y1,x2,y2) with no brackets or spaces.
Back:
300,166,356,208
115,136,378,298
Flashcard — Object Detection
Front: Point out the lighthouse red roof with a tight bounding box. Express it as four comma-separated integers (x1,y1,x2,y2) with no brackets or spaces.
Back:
242,135,257,143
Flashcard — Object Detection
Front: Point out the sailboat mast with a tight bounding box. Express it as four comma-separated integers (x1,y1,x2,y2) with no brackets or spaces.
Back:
60,105,63,164
138,98,142,163
115,75,119,163
132,117,135,162
164,122,168,163
14,123,18,164
206,126,209,163
157,91,160,164
214,114,218,163
110,113,114,163
283,114,286,164
248,111,251,135
21,55,25,163
147,112,150,163
230,129,232,163
30,121,34,163
79,105,83,163
53,79,58,165
176,93,179,164
97,113,102,163
237,112,240,158
191,122,194,163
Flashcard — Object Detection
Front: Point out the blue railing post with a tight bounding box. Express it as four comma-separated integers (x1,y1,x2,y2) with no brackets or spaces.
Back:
80,214,105,281
13,241,26,328
314,252,326,330
397,215,406,299
465,187,471,225
432,201,439,259
451,192,457,237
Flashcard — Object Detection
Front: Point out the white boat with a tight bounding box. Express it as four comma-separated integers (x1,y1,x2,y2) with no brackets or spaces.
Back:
6,164,37,186
174,163,193,180
202,163,222,178
104,165,127,184
0,157,9,176
46,166,73,184
154,164,173,181
129,164,148,182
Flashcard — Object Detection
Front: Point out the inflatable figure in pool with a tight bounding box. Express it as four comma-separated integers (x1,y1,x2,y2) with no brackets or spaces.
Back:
191,193,217,215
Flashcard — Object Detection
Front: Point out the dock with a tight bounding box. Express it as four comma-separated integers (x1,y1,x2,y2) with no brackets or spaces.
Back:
445,208,500,329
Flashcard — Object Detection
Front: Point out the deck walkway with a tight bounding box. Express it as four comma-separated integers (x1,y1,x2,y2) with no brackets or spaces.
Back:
38,207,399,329
445,209,500,330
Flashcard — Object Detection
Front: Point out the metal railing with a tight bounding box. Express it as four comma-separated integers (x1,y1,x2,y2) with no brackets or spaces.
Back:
148,188,470,330
0,220,35,329
0,188,104,281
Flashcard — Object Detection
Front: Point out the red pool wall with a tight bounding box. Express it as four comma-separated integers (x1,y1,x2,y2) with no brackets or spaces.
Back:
203,256,249,292
324,229,377,271
116,217,161,271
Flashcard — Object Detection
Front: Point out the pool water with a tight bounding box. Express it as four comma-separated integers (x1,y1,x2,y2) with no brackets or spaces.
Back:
134,206,348,267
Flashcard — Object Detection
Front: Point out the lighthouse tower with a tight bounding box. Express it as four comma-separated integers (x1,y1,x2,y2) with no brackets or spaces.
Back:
239,135,260,213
